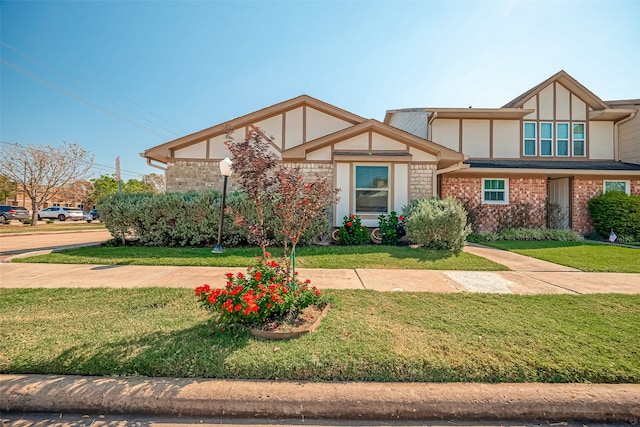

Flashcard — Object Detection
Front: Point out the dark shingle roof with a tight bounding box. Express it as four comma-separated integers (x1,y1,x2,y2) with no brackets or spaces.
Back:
465,160,640,171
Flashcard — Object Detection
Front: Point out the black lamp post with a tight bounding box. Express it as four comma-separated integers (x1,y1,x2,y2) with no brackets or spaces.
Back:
213,157,232,253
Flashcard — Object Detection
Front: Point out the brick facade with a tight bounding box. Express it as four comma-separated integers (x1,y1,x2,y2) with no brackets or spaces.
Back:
166,160,333,193
441,176,547,232
572,178,640,235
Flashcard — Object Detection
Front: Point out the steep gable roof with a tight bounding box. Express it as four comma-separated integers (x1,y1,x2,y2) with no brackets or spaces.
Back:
142,95,367,164
281,119,465,168
502,70,610,110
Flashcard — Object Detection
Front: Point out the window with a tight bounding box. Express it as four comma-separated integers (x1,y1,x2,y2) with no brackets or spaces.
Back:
556,123,569,156
523,122,536,156
573,123,585,156
482,178,509,204
540,122,553,156
355,165,389,213
604,180,630,195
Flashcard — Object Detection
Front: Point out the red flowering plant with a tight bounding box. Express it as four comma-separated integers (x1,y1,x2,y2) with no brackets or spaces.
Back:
377,211,406,246
338,214,369,245
196,252,323,325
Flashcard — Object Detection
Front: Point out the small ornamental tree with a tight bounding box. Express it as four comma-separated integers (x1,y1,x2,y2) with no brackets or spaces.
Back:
225,126,279,259
274,167,338,274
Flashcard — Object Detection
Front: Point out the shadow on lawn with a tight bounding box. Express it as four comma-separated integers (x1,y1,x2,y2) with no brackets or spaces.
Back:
34,320,252,378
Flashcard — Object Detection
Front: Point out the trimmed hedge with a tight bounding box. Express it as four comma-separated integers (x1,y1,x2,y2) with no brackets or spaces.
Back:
588,191,640,241
468,228,583,242
97,191,330,247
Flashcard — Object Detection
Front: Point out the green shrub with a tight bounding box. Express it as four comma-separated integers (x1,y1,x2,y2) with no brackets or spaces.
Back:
588,191,640,240
338,214,369,245
377,211,406,245
46,219,54,224
97,191,330,248
470,228,583,242
404,197,470,254
21,219,32,225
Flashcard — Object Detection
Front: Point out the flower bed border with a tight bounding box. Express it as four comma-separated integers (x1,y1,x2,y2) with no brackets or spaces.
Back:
249,303,330,340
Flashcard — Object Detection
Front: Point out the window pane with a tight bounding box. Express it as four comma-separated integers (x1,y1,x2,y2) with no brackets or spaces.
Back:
484,179,504,190
540,123,552,138
524,140,536,155
605,181,627,193
541,140,552,156
356,190,388,213
573,141,585,156
557,140,569,156
573,123,585,139
484,191,505,202
355,166,388,189
524,122,536,138
557,123,569,139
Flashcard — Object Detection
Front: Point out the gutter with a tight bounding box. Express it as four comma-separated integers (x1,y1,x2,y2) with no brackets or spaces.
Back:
433,160,469,197
146,157,167,171
614,109,637,162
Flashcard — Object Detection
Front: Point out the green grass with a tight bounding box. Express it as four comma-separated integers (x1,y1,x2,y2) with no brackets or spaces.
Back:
0,222,106,234
13,245,507,270
1,288,638,383
479,240,640,273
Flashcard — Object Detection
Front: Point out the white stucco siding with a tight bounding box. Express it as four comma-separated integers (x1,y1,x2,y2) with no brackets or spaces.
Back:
285,107,304,150
572,95,587,120
538,84,554,120
393,164,409,213
307,146,332,161
492,120,520,158
431,119,459,151
209,135,233,159
334,134,369,150
175,141,207,159
335,163,351,226
409,147,437,162
589,121,614,159
462,120,490,158
524,99,537,119
254,115,283,148
556,84,571,120
306,107,352,142
372,133,406,151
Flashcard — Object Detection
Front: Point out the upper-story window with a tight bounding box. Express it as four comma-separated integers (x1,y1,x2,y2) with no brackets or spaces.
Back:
572,123,586,157
556,123,569,156
540,122,553,156
523,123,537,156
524,121,586,158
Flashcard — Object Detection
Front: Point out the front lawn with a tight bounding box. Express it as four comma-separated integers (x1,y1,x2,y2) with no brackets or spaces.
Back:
12,245,507,271
1,288,638,383
479,240,640,273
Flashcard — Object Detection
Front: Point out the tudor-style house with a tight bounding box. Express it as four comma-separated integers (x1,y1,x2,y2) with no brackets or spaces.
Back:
141,70,639,234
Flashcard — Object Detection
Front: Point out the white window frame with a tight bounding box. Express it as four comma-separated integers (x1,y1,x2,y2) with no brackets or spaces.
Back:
523,122,537,156
482,178,509,205
572,122,586,157
556,122,569,157
540,122,553,157
354,164,390,215
603,180,631,196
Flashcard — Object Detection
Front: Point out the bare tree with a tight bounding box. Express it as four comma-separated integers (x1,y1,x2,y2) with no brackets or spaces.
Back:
0,142,93,226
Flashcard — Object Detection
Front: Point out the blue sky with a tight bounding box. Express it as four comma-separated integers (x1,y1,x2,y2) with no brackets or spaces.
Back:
1,0,638,180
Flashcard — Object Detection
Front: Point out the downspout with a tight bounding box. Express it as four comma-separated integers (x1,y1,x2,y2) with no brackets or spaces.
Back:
146,158,167,171
433,160,470,198
613,110,636,162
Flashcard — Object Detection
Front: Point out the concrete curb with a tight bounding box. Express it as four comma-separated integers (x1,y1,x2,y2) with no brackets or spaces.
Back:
1,375,638,422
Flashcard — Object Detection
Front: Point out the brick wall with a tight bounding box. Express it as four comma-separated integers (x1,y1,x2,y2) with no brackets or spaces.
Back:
410,164,436,199
572,178,640,235
441,176,547,232
166,160,333,193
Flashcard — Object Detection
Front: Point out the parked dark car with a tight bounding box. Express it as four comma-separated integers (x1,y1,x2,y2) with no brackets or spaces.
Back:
0,205,30,221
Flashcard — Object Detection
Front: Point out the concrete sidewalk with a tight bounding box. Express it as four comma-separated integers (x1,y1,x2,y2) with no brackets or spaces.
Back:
1,245,639,294
1,375,639,423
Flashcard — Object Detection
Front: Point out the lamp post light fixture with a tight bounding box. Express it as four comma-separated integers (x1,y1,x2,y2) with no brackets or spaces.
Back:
213,157,233,253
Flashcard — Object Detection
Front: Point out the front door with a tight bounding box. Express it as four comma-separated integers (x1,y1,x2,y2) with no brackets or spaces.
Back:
548,178,570,229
